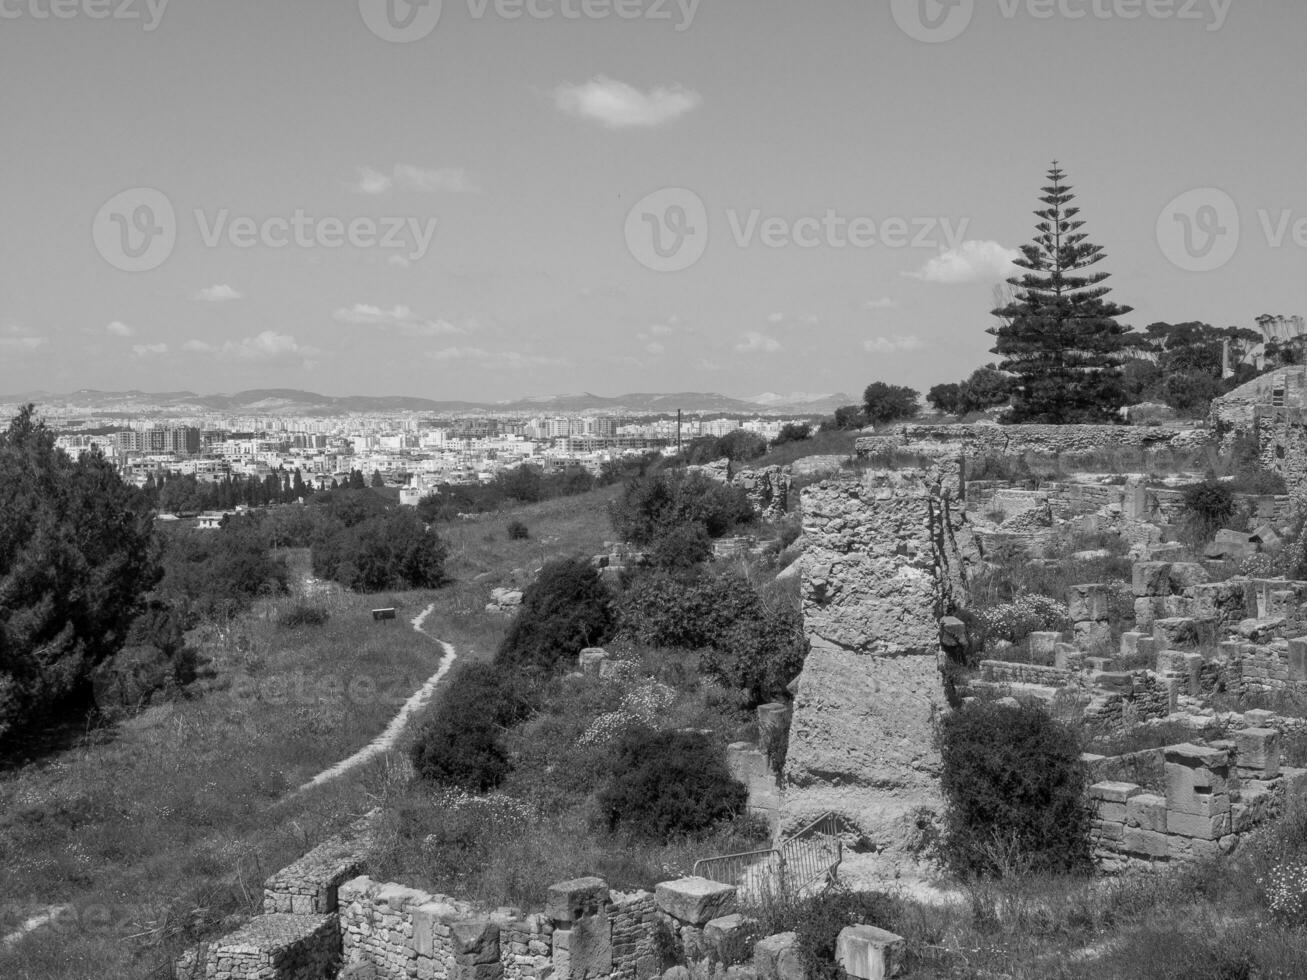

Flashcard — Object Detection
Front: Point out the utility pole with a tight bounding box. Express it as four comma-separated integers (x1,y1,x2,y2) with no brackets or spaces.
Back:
677,410,682,456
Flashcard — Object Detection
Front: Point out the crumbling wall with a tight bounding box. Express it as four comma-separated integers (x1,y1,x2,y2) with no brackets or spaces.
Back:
1090,735,1307,871
858,423,1209,459
687,459,792,521
783,467,974,870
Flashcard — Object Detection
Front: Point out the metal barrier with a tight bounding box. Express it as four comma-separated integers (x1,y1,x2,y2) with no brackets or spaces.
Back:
692,812,842,900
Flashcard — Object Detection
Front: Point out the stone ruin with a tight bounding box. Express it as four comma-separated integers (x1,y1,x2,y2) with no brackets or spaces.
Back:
177,820,905,980
782,463,979,876
687,460,792,522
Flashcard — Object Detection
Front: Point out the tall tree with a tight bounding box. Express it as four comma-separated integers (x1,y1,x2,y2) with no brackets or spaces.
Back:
989,164,1134,424
0,406,159,736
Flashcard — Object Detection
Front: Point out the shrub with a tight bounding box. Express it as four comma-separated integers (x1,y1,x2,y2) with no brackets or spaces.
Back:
1182,478,1236,533
619,570,806,705
278,604,330,627
648,521,713,571
496,558,615,672
410,664,536,791
597,728,747,840
716,430,768,463
506,520,530,541
158,516,290,621
609,471,755,547
788,890,901,980
974,592,1071,646
311,507,448,592
772,423,812,447
938,701,1092,878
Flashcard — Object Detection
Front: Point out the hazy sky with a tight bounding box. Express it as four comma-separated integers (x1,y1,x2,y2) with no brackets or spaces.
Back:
1,0,1303,401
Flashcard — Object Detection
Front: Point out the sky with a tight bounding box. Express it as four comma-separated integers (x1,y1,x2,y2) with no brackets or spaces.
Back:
1,0,1304,402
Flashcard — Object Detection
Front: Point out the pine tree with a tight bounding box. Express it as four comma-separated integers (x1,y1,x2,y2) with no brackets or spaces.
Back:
988,164,1134,424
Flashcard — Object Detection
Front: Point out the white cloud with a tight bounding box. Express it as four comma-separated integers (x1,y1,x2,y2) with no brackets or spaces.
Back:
131,343,168,358
351,164,480,195
195,284,244,302
906,241,1021,284
863,334,924,353
0,323,46,352
645,341,666,356
183,331,302,361
736,331,782,354
333,304,469,338
105,320,135,337
425,347,566,368
864,297,897,310
767,312,786,324
552,76,702,129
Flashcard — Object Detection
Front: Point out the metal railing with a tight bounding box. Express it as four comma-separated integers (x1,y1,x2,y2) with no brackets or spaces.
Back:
692,812,842,900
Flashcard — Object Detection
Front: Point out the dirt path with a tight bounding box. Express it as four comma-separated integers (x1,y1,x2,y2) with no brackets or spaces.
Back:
290,602,456,796
1,906,69,949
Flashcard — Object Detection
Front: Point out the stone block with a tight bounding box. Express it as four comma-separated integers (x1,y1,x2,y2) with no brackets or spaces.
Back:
1068,584,1111,622
1235,727,1280,778
1244,708,1275,727
1119,631,1148,657
578,648,609,675
1126,793,1168,833
1281,766,1307,799
1168,563,1210,592
1168,809,1231,841
1090,781,1143,822
452,920,501,965
1169,834,1220,861
754,933,801,980
705,914,754,956
1122,826,1171,859
655,878,736,927
1133,562,1172,598
546,878,610,924
1030,632,1061,658
755,703,791,739
835,925,905,980
1288,637,1307,682
1074,620,1112,648
1252,524,1282,550
1134,596,1164,630
1165,764,1229,819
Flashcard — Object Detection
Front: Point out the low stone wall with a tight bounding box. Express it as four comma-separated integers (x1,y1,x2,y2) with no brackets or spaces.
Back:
1090,735,1307,871
196,914,340,980
979,661,1073,688
858,422,1209,460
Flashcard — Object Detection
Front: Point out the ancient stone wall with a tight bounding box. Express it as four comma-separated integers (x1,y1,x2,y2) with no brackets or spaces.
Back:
858,422,1209,459
687,460,792,521
1090,735,1307,871
783,467,976,871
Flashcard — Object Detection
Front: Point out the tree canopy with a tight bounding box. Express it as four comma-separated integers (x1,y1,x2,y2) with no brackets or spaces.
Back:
0,406,159,736
988,164,1134,424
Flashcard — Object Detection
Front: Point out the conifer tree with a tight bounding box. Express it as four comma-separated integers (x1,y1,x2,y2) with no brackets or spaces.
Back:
988,164,1134,424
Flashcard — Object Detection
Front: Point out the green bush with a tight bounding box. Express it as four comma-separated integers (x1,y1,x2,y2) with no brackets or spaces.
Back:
311,507,448,592
619,570,806,705
788,890,901,980
772,423,812,447
1181,479,1237,540
410,664,536,791
609,471,755,548
496,558,615,672
158,516,290,621
648,521,713,571
506,520,530,541
938,701,1092,878
597,728,747,840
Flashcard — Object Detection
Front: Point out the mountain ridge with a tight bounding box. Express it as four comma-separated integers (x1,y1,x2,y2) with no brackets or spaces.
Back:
0,388,854,416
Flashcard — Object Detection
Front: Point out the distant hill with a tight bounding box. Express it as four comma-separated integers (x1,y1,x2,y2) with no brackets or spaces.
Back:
0,388,853,417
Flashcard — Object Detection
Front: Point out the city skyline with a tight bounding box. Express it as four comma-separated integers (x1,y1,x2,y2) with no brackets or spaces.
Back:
4,2,1306,400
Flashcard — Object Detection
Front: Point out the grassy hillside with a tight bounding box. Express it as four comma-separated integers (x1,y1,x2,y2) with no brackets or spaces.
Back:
0,486,622,980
